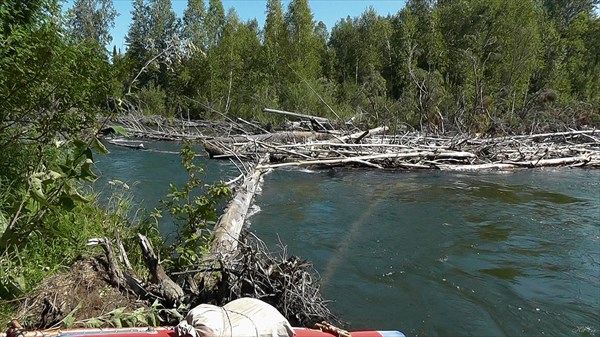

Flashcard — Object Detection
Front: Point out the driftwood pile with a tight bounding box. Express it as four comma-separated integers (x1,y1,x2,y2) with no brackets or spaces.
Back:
103,113,271,141
102,111,600,172
103,114,224,141
204,129,600,170
203,235,336,327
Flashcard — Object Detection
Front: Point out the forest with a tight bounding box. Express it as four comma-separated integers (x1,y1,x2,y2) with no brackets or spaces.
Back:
0,0,599,329
116,0,599,134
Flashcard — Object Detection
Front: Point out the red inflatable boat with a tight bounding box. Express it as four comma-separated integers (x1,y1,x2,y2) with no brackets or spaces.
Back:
3,326,405,337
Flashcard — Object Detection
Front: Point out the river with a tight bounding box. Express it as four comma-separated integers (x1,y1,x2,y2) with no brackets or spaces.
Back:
95,142,600,337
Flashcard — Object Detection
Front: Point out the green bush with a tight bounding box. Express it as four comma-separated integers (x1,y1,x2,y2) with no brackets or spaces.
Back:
137,82,169,117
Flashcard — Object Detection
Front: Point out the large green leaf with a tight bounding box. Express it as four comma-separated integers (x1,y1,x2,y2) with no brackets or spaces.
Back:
92,136,109,154
80,158,99,181
29,176,46,203
64,185,90,203
0,212,7,235
107,125,129,137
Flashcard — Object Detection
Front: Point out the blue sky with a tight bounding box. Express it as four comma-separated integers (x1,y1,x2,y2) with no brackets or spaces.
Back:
100,0,407,51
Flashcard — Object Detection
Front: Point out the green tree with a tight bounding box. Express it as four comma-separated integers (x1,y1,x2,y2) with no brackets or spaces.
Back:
147,0,179,53
542,0,599,30
148,0,180,98
282,0,328,114
284,0,321,80
125,0,150,65
206,0,225,48
263,0,287,103
204,10,264,117
356,7,390,79
435,0,502,130
124,0,184,115
490,0,541,119
562,11,600,102
0,0,114,288
329,17,360,85
67,0,117,47
0,0,112,160
182,0,207,53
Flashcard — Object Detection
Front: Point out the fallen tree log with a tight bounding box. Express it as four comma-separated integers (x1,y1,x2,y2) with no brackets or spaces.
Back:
209,131,334,145
507,156,590,167
86,235,183,306
263,108,330,123
256,151,476,170
337,126,388,143
197,156,269,296
209,155,268,261
138,233,184,306
437,163,518,171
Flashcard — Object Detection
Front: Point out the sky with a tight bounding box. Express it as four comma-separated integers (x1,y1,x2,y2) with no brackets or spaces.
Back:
102,0,407,51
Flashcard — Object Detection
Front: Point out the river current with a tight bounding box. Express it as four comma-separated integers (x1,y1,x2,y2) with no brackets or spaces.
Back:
95,142,600,337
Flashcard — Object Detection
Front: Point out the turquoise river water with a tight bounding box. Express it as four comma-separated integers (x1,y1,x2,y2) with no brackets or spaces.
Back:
95,141,600,337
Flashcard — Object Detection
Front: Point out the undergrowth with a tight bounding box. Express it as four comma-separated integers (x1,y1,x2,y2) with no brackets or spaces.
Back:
0,141,231,327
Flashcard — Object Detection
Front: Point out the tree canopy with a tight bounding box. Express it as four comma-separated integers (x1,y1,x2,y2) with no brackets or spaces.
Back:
114,0,599,133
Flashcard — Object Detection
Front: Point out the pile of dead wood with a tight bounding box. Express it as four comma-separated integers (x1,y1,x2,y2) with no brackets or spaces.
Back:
101,114,216,141
103,109,600,171
102,113,270,141
204,128,600,170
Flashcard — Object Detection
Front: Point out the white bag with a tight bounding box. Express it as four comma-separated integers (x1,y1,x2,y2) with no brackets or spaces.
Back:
176,298,295,337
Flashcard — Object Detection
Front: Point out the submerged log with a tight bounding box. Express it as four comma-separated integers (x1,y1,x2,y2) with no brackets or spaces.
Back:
107,140,146,149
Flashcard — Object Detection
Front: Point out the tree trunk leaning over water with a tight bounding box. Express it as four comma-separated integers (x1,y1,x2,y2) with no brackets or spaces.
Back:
208,155,268,261
197,155,269,295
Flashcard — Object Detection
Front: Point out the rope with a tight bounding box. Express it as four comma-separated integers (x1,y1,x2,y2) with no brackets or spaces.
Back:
314,321,352,337
6,320,25,337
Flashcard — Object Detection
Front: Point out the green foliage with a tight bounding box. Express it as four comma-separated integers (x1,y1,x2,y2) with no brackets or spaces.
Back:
67,0,117,47
264,0,287,95
0,137,122,297
125,0,150,64
284,0,323,83
137,81,168,116
206,0,225,48
115,0,598,132
0,0,127,307
182,0,207,51
0,0,113,185
1,0,598,325
157,144,231,271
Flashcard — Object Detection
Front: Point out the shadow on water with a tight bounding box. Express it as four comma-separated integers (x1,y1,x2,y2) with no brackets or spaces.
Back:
464,181,583,205
479,267,526,281
477,222,512,242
